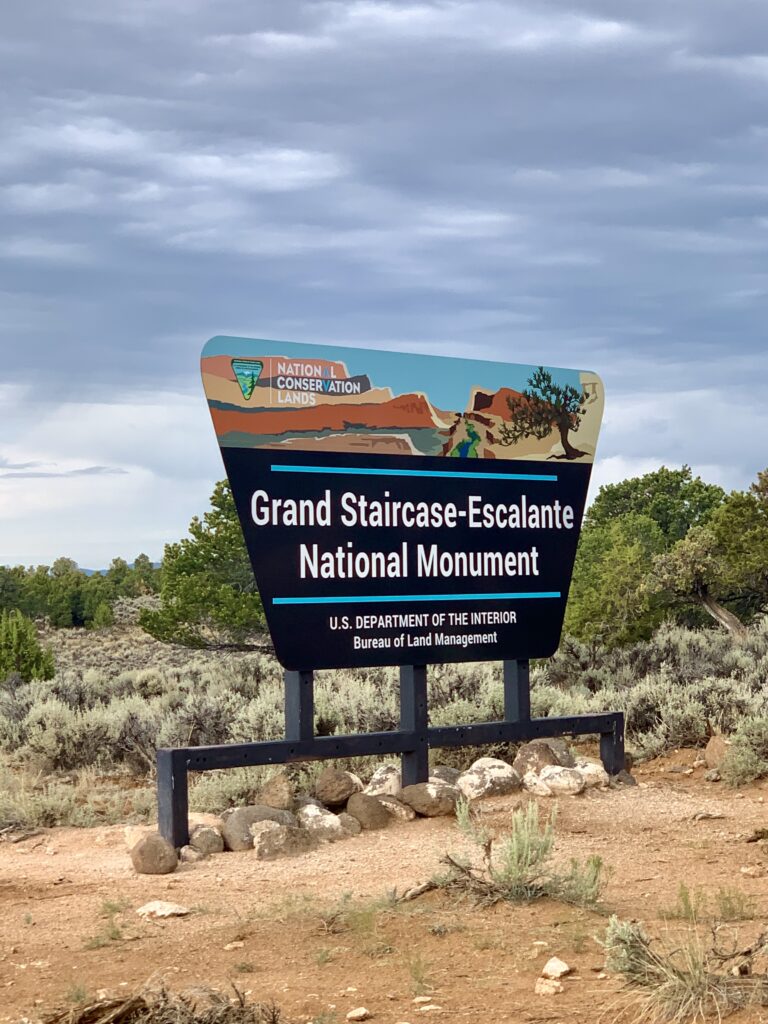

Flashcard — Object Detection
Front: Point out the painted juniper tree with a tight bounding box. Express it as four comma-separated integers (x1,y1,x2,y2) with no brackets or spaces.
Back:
499,366,587,460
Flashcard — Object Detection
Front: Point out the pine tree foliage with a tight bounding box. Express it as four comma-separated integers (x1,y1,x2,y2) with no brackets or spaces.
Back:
0,609,55,682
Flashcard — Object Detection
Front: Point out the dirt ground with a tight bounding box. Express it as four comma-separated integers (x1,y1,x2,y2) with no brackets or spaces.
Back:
2,752,768,1024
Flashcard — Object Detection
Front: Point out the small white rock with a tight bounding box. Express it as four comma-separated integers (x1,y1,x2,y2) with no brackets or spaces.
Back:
346,1008,371,1021
542,956,571,980
136,900,189,919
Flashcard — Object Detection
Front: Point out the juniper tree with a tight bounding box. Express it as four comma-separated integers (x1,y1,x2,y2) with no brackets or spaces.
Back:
0,609,55,682
500,366,587,460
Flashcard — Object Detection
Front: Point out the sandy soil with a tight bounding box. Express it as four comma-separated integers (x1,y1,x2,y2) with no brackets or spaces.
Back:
1,752,767,1024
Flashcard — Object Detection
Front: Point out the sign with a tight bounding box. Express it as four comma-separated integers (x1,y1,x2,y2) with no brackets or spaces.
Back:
201,336,604,670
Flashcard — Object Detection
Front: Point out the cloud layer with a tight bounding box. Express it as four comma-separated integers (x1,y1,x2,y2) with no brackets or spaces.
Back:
2,1,767,564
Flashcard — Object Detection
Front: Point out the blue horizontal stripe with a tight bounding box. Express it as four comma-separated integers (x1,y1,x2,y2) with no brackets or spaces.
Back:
273,591,561,606
270,464,557,482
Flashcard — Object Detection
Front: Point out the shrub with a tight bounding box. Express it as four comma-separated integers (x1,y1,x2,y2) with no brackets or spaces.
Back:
721,717,768,786
438,799,607,908
0,610,55,682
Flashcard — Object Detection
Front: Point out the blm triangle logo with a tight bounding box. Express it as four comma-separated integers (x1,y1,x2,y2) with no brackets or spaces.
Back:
232,358,264,400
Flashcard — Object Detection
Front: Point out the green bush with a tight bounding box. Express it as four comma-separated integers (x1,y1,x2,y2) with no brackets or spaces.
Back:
0,610,55,682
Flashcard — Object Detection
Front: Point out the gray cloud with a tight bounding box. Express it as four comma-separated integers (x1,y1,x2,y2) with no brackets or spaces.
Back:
1,0,768,562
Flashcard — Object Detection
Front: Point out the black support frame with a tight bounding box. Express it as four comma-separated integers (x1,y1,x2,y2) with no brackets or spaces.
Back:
157,660,624,849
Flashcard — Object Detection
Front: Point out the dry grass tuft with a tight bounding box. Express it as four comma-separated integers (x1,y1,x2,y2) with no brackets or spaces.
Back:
41,985,283,1024
604,916,768,1022
426,800,607,909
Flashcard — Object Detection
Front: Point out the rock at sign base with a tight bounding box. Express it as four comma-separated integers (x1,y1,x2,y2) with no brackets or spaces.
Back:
136,900,189,919
338,811,363,835
347,792,391,830
400,781,459,817
535,978,563,996
296,803,346,841
346,1008,372,1021
258,769,297,811
189,825,224,857
250,821,316,859
220,805,297,852
542,956,571,979
130,833,178,875
514,742,560,777
529,737,576,768
522,771,553,797
376,795,417,821
430,765,462,785
314,767,363,807
364,763,402,797
575,759,610,789
611,768,637,787
537,765,586,796
457,757,522,799
180,845,204,864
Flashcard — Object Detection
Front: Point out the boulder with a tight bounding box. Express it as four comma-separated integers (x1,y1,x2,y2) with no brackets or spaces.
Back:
364,763,402,797
704,768,721,783
574,759,610,789
296,803,346,841
430,766,462,785
179,844,204,864
189,824,224,857
537,765,586,796
249,820,315,859
258,770,296,811
513,742,560,776
705,735,728,770
400,781,459,817
529,737,576,768
457,757,522,799
611,769,638,787
338,812,363,836
220,805,297,852
346,792,391,830
314,767,363,807
522,771,554,797
130,833,177,875
376,795,417,822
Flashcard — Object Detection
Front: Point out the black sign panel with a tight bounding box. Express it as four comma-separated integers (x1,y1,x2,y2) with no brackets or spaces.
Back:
202,337,604,670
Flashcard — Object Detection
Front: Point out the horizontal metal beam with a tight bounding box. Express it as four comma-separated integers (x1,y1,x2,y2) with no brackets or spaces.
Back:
427,713,622,748
167,729,419,773
161,713,622,774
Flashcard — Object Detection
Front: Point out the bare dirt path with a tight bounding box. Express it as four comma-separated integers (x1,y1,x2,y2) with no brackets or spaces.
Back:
1,753,766,1024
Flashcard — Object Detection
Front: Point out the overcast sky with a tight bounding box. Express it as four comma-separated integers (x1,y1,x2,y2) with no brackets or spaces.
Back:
2,0,768,567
